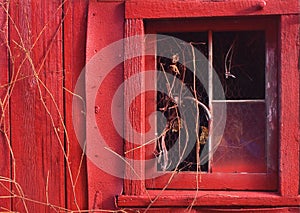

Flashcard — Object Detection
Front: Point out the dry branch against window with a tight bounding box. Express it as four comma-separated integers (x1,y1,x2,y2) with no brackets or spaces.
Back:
155,33,210,172
154,30,267,174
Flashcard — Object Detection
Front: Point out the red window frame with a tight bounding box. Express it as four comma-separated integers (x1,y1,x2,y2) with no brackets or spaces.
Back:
116,0,300,208
144,17,278,191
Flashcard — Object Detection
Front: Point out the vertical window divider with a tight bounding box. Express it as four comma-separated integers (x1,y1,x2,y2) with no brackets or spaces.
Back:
208,30,213,173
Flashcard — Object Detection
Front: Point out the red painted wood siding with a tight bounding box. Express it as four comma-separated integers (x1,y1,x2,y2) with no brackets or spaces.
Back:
0,1,10,211
279,14,300,197
9,0,65,211
0,0,89,212
0,0,298,212
64,0,89,210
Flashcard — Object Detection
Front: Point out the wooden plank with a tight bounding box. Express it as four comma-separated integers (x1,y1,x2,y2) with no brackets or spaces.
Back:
0,0,10,211
120,207,300,213
9,0,65,211
265,17,278,175
126,0,300,19
124,18,146,196
279,15,300,197
117,192,300,207
86,1,124,210
63,0,89,211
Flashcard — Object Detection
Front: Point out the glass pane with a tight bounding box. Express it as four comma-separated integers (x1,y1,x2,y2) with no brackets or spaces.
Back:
154,31,267,173
213,31,265,100
212,102,266,173
155,33,210,172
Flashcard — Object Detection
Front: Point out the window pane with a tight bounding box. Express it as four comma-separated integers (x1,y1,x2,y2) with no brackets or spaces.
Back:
213,31,265,100
154,31,267,173
212,102,266,173
156,33,209,172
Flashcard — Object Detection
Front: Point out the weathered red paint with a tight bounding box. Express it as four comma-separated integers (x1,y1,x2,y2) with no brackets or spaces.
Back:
9,0,65,211
120,208,300,213
125,0,299,19
0,0,298,212
0,0,10,210
64,0,89,210
124,18,146,196
86,1,124,210
278,14,300,197
116,0,299,210
118,191,300,207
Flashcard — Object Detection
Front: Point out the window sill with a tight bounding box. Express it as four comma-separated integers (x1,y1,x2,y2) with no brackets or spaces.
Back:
117,192,300,208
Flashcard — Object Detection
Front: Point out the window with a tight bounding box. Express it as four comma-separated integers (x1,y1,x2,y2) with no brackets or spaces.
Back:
80,0,300,209
85,0,299,209
143,18,278,190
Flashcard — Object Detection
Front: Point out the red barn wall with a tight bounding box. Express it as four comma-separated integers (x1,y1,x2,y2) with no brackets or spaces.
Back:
0,0,299,212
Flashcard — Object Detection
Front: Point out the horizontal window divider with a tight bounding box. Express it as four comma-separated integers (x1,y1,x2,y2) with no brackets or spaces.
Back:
212,99,265,103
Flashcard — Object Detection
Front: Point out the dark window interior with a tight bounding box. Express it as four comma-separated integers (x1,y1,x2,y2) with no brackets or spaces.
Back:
213,31,265,100
155,31,266,172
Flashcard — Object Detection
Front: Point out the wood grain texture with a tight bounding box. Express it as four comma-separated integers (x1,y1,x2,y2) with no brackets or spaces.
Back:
9,0,65,211
124,18,146,196
279,14,300,197
265,18,279,175
125,0,300,19
0,0,10,210
63,0,89,210
0,0,298,211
